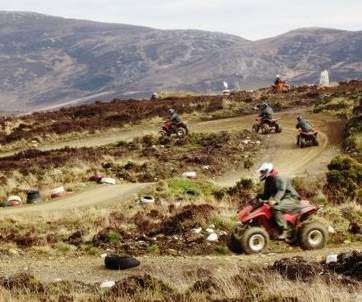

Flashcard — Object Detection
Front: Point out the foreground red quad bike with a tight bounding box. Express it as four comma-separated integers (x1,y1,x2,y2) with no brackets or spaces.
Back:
252,117,282,134
272,82,290,93
297,129,319,148
159,120,189,139
227,200,328,254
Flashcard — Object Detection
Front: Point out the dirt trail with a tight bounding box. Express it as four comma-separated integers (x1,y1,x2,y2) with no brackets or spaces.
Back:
0,244,359,284
0,110,342,217
0,183,149,218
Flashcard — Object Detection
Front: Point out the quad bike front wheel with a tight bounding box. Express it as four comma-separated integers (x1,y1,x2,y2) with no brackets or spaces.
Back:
252,124,260,133
299,221,328,250
240,227,270,254
176,127,187,139
260,124,270,135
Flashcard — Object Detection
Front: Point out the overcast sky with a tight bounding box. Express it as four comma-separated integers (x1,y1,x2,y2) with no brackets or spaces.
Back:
1,0,361,40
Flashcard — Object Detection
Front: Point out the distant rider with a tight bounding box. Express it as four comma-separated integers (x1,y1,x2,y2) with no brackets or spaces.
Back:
296,115,313,133
257,162,300,240
274,75,282,86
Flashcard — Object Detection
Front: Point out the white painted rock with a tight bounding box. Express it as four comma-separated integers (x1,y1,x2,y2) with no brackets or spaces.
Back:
207,233,218,242
328,225,336,234
205,228,214,234
192,227,203,234
7,195,22,203
100,177,116,185
326,254,338,264
182,171,197,179
100,281,115,288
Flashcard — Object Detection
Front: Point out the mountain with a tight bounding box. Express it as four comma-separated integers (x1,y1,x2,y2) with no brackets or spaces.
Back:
0,12,361,111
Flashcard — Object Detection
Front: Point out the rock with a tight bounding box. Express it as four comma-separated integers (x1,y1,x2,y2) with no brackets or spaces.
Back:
100,253,108,258
208,224,215,229
182,171,197,179
8,248,19,256
186,233,204,243
242,139,250,145
207,233,218,242
100,281,116,288
328,225,336,234
202,165,210,170
192,227,203,234
100,177,116,185
205,228,214,234
167,249,178,256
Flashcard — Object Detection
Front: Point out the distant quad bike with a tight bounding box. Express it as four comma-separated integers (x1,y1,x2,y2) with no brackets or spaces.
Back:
227,199,328,254
272,82,290,93
252,117,282,134
297,129,319,148
159,120,189,139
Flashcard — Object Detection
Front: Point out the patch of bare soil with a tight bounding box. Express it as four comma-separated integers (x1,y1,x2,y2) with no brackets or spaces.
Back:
271,250,362,284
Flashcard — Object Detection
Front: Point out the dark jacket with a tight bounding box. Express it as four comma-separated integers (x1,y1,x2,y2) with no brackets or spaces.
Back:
258,172,300,203
260,106,274,120
170,112,181,124
296,119,313,132
274,78,281,85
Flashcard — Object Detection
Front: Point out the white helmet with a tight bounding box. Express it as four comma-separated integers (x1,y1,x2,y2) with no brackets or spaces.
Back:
257,162,274,181
276,74,280,78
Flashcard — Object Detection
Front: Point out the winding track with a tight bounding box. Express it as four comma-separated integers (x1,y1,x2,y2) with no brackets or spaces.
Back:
0,110,342,217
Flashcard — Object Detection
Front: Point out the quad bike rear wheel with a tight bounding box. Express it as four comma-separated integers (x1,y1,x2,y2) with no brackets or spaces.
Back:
313,137,319,146
299,137,306,148
241,227,270,254
159,130,168,138
275,124,282,133
299,221,328,250
260,124,270,135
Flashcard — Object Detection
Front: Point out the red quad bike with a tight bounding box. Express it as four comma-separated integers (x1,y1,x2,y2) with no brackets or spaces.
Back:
272,82,290,93
253,117,282,134
297,129,319,148
227,199,328,254
159,120,189,139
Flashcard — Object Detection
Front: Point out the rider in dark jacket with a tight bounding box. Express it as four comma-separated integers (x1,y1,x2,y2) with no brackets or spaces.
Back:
296,115,313,132
259,101,274,120
257,162,300,240
169,108,181,125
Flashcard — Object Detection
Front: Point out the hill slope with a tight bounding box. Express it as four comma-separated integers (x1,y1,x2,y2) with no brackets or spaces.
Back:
0,12,361,111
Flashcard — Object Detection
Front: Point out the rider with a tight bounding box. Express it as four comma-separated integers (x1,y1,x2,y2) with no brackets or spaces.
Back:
259,101,274,121
257,162,300,240
296,114,313,133
274,74,282,86
168,108,182,132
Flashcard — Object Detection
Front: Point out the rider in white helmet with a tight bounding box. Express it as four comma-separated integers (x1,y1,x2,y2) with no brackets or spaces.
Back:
257,162,300,240
274,74,282,85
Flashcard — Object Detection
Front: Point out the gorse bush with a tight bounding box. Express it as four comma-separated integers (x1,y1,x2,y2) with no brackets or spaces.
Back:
326,156,362,203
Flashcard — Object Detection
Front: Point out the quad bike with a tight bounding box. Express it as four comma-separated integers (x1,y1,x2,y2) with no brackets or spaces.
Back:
252,117,282,134
227,199,328,254
159,120,189,139
272,82,290,93
297,129,319,148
